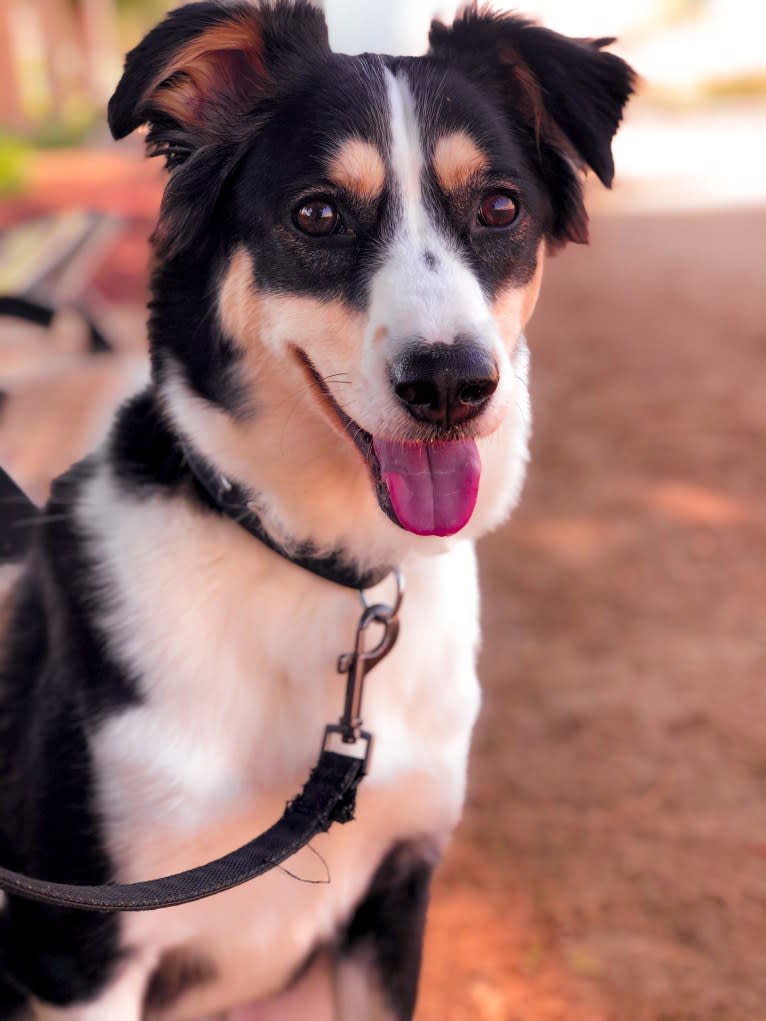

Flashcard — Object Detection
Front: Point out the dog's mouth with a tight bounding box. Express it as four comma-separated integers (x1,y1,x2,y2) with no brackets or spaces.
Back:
291,347,481,537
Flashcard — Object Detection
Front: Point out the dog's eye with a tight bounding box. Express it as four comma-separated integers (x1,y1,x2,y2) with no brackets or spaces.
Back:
293,199,341,237
477,192,519,229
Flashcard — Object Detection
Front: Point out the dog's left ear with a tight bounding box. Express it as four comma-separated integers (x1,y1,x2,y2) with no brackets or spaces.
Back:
428,8,637,244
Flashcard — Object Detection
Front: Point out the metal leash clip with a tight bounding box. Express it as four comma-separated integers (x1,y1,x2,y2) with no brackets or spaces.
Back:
323,570,404,775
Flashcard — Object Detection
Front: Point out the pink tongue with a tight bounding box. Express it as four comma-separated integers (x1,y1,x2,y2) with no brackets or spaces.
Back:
372,438,481,537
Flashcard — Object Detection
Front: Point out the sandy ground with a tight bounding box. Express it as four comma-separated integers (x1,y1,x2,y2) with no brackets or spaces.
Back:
421,206,766,1021
1,150,765,1020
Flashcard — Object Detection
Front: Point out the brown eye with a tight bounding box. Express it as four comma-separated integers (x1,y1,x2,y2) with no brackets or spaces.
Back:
477,192,519,228
294,199,340,237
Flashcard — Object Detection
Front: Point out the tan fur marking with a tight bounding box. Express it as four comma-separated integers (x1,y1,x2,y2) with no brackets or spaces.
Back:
218,247,365,426
145,17,264,128
328,138,386,201
200,246,377,548
219,247,262,349
433,132,488,193
520,244,545,326
289,345,353,444
492,243,545,352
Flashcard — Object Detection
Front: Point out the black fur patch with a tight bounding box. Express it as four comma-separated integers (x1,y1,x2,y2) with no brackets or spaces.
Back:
110,386,188,493
109,386,229,519
0,976,25,1020
0,467,39,564
144,948,217,1012
234,53,391,310
0,461,141,1008
340,841,436,1020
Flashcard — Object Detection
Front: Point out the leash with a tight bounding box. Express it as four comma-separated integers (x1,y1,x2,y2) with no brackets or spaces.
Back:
0,572,403,911
0,447,404,911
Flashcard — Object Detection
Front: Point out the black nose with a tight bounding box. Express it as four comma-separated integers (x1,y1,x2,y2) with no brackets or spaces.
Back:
391,341,499,428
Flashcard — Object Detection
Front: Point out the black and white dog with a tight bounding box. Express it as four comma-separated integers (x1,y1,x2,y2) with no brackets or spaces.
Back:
0,3,634,1018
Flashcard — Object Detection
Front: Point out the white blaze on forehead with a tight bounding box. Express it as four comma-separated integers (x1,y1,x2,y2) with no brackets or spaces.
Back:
384,67,425,227
371,68,490,349
363,69,522,449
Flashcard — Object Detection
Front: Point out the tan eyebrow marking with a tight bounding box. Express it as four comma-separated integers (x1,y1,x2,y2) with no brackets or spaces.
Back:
328,138,386,201
433,131,489,193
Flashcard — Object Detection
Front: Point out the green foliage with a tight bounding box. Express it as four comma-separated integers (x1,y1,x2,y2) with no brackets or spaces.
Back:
0,137,30,197
28,112,99,149
116,0,172,17
116,0,174,51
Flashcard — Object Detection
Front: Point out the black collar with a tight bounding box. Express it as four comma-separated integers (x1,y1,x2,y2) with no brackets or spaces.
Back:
181,441,393,592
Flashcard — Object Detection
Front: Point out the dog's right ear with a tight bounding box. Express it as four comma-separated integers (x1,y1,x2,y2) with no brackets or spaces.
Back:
108,0,329,162
109,1,329,258
429,8,636,246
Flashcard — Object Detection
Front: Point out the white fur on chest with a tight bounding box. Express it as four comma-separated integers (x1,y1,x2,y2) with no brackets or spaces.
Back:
79,473,481,1017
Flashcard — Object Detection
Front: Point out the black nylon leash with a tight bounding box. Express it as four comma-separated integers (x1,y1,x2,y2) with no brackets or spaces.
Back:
0,750,366,912
0,450,403,912
0,583,402,912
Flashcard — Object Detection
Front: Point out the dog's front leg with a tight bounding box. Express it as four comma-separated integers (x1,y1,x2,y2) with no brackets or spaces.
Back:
334,843,435,1021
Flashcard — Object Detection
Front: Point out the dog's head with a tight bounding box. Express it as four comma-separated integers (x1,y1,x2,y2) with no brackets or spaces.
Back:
110,1,634,565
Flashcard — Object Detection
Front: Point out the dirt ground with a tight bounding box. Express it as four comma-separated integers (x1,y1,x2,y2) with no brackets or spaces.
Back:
1,152,765,1020
421,207,766,1021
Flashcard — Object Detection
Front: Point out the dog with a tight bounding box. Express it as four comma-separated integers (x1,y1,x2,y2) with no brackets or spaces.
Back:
0,3,634,1018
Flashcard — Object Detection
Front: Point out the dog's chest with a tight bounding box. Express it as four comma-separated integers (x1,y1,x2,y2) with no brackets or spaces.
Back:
84,487,481,1016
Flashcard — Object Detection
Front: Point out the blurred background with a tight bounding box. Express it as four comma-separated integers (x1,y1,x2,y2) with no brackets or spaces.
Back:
1,2,765,1019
